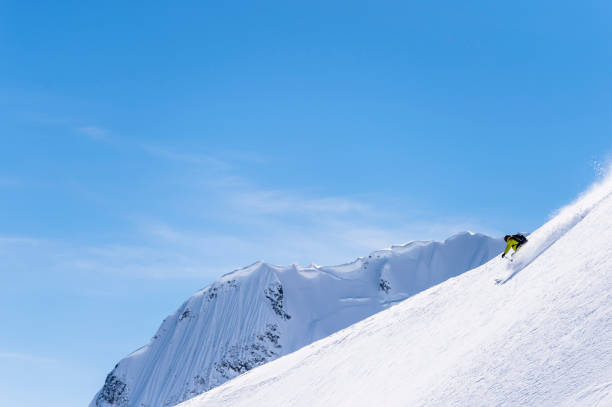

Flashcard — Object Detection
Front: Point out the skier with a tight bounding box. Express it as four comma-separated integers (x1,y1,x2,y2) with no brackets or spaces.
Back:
501,234,528,258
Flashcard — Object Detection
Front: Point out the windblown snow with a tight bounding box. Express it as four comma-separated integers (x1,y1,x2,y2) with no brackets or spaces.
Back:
177,175,612,407
90,232,503,407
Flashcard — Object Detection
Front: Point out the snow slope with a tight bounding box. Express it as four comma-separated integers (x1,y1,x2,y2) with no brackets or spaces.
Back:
179,176,612,407
90,233,503,407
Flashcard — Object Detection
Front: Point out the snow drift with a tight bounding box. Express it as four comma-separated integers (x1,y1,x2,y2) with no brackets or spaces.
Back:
179,174,612,407
90,233,503,407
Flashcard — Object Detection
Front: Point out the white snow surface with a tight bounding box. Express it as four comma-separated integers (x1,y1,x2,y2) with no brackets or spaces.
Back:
179,176,612,407
90,232,503,407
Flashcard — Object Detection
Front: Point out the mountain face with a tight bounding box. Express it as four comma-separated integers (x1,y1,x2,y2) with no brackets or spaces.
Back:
179,178,612,407
90,232,504,407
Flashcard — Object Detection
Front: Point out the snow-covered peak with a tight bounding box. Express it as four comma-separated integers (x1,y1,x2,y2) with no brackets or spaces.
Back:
179,177,612,407
90,232,503,407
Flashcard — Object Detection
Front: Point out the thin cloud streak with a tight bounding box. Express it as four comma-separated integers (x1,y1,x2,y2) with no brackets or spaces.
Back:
0,352,56,364
77,126,110,141
141,144,232,170
0,177,21,187
73,124,251,174
227,189,370,215
0,236,43,245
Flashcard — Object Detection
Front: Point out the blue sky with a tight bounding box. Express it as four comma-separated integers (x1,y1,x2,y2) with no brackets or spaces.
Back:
1,1,611,406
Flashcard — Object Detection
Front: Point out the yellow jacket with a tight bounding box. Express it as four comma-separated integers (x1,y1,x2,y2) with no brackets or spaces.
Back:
503,238,521,256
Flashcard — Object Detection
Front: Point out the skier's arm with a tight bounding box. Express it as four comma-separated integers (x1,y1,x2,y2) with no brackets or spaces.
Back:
502,241,512,257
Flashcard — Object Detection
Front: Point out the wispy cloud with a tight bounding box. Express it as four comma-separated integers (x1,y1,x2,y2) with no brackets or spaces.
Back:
227,188,370,215
0,236,45,256
0,177,20,187
141,144,231,170
1,234,226,280
0,352,56,364
215,149,266,164
74,127,240,173
63,246,210,278
77,125,110,141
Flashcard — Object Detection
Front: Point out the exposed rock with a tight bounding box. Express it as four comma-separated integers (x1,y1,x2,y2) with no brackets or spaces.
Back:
96,373,128,407
379,279,391,294
264,283,291,320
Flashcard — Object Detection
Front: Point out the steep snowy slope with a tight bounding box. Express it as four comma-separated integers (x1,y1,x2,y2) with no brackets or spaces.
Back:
180,177,612,407
91,233,503,407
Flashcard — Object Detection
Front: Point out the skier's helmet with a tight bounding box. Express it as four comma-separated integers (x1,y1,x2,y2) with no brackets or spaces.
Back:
504,235,511,242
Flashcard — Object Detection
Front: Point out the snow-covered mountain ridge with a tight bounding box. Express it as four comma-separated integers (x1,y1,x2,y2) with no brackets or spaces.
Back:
90,232,504,407
179,176,612,407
